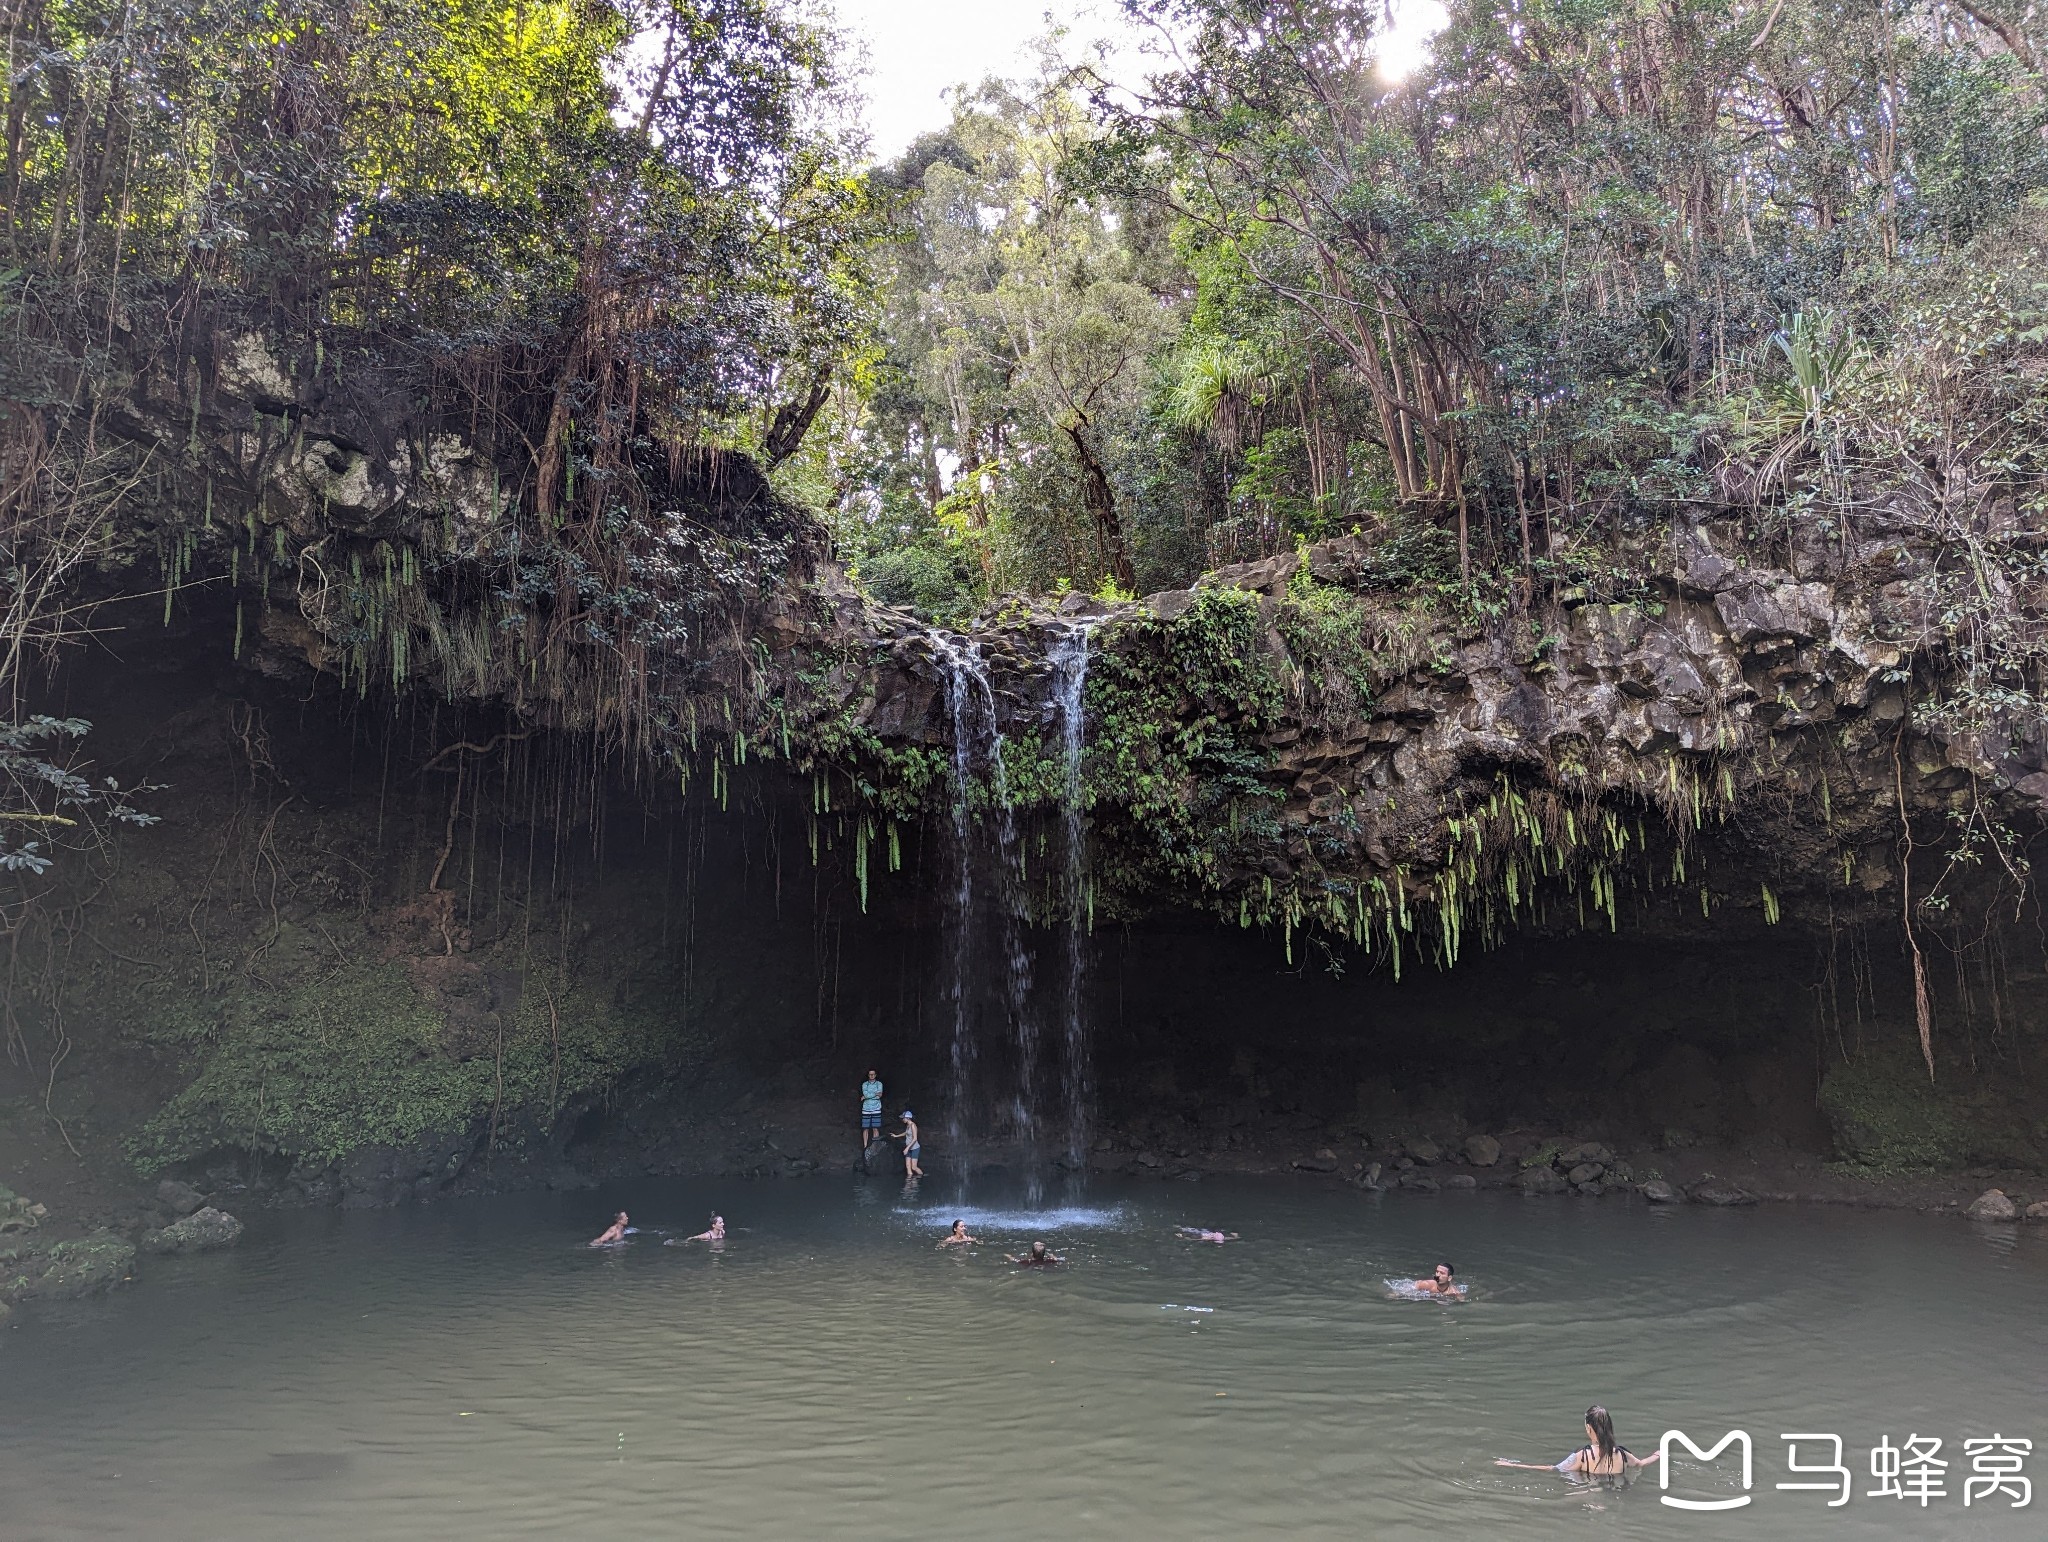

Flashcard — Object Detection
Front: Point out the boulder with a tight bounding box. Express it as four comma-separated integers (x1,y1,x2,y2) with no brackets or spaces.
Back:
18,1232,134,1299
0,1184,46,1235
1966,1189,2019,1222
156,1178,207,1216
1443,1174,1477,1191
1689,1183,1758,1207
1567,1162,1606,1186
1518,1166,1568,1195
1560,1143,1614,1167
1399,1172,1440,1193
2026,1200,2048,1221
1575,1180,1606,1197
1406,1137,1441,1165
1463,1134,1501,1167
142,1206,245,1254
1641,1180,1684,1204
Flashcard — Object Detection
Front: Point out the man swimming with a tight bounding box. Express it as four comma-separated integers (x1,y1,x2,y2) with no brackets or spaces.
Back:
938,1220,979,1248
1008,1241,1064,1267
1176,1226,1239,1243
1410,1262,1464,1297
589,1211,629,1246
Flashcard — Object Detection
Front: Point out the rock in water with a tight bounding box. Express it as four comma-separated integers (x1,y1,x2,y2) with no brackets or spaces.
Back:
16,1232,135,1299
143,1206,245,1254
1443,1173,1477,1190
1640,1179,1684,1204
1689,1183,1758,1207
2025,1200,2048,1221
1517,1166,1567,1195
1463,1134,1501,1167
1966,1189,2019,1222
156,1178,207,1216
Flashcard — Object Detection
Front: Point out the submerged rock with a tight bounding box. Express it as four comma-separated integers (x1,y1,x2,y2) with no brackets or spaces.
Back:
1966,1189,2019,1222
1689,1182,1758,1207
143,1207,245,1254
1463,1134,1501,1167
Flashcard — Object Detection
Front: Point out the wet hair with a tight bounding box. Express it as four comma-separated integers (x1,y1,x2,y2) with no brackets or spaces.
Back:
1030,1241,1047,1255
1438,1262,1454,1276
1585,1405,1619,1463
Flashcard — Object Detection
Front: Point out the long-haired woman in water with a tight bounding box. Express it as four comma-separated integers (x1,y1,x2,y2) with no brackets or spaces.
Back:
1496,1405,1662,1478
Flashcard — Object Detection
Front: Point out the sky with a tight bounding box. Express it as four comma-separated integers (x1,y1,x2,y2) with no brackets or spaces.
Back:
828,0,1452,161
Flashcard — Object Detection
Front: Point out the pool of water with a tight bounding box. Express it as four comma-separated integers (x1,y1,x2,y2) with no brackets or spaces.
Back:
3,1176,2043,1539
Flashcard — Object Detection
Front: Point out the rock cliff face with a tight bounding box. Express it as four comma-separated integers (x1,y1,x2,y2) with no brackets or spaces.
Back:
13,330,2048,1200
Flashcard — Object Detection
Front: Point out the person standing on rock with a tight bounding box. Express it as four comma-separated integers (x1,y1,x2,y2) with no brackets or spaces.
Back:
859,1070,885,1152
893,1110,924,1179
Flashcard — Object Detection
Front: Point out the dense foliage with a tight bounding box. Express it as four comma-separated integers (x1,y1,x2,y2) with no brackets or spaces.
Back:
811,0,2048,614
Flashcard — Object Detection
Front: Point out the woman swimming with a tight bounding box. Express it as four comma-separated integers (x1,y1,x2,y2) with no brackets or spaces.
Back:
1496,1405,1663,1479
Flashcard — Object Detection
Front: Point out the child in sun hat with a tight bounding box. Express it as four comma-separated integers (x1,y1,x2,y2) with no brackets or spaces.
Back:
892,1110,923,1178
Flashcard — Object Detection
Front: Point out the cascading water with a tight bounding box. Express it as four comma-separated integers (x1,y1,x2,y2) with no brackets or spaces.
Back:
930,634,1033,1162
929,625,1095,1188
1048,623,1094,1168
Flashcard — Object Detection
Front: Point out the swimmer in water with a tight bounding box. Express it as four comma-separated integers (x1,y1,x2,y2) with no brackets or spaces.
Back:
1497,1405,1662,1479
937,1220,979,1248
668,1213,725,1244
1008,1241,1064,1267
1409,1261,1465,1297
589,1211,629,1247
1176,1226,1239,1243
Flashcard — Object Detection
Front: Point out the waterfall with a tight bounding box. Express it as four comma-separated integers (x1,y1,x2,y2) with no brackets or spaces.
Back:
930,634,1034,1161
1049,624,1094,1167
929,624,1094,1185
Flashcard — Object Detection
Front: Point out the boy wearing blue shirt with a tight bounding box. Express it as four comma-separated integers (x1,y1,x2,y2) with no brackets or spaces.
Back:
859,1070,884,1151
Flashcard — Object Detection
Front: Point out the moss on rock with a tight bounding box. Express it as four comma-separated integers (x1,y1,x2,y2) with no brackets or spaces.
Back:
1819,1047,1973,1173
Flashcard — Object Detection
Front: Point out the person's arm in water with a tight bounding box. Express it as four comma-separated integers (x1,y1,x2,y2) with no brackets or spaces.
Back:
1497,1453,1581,1472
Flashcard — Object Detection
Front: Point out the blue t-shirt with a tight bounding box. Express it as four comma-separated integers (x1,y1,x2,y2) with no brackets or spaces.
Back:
861,1080,883,1115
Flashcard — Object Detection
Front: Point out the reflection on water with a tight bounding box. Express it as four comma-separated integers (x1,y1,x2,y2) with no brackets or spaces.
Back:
3,1177,2043,1541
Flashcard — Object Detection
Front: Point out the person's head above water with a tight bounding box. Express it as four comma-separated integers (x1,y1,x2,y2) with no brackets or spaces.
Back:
950,1219,966,1233
1434,1262,1454,1286
1030,1241,1048,1258
1584,1405,1619,1460
614,1211,628,1224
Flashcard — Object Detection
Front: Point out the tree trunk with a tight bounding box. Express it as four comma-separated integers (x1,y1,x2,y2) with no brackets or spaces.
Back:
1061,418,1136,591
